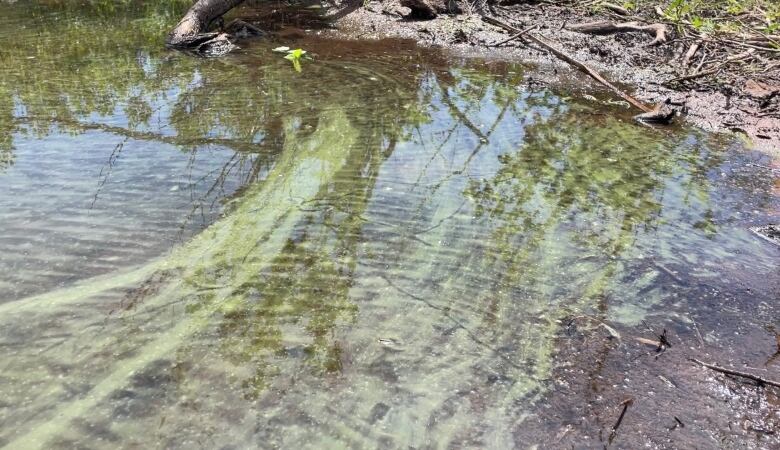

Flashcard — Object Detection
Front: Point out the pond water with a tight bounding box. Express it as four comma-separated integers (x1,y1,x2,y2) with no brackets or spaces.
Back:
0,1,778,449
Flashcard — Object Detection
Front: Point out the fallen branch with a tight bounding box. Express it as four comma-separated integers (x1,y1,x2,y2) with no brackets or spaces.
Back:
690,316,705,347
634,336,663,347
489,25,537,47
167,0,246,47
690,358,780,388
567,20,668,46
667,68,719,83
482,16,654,113
166,0,257,56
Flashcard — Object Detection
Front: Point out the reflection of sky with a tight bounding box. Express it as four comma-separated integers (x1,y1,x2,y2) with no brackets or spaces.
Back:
0,129,254,302
83,78,200,138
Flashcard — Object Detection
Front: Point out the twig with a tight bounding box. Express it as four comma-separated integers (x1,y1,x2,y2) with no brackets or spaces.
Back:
666,68,719,83
489,25,537,47
690,316,705,347
721,38,780,53
608,398,634,444
653,260,683,283
682,40,701,69
482,16,653,113
668,49,756,83
690,358,780,388
634,336,662,347
669,416,684,430
600,2,629,16
693,49,707,74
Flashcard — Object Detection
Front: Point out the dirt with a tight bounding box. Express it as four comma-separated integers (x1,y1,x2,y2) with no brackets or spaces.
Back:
506,244,780,448
518,317,780,449
318,1,780,159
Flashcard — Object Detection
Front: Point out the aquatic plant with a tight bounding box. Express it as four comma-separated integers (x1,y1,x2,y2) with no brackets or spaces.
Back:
274,46,309,72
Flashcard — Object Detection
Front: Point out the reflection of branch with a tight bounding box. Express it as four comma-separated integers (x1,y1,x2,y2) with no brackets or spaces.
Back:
425,97,513,192
90,137,129,209
13,116,266,153
439,87,489,141
414,199,468,235
176,152,274,240
456,98,512,173
379,274,523,371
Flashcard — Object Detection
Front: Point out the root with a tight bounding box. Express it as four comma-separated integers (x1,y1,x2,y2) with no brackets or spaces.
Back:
567,20,668,46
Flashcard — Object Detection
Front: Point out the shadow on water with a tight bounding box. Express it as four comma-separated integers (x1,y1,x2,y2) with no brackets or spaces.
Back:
0,1,778,449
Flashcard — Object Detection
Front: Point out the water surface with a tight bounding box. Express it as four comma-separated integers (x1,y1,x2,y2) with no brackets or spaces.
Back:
0,1,778,448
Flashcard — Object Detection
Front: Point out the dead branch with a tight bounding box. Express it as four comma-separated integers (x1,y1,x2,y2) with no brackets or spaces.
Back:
633,336,660,346
690,316,705,347
634,101,675,124
567,20,668,46
690,358,780,388
489,25,537,47
168,0,246,46
482,17,654,113
666,49,756,84
667,68,720,83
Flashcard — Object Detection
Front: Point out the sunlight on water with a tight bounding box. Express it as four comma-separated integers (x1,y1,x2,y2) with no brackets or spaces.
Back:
0,1,777,449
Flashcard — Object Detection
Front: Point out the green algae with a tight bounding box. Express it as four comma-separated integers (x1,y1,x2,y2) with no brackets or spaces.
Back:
0,2,778,448
3,110,361,449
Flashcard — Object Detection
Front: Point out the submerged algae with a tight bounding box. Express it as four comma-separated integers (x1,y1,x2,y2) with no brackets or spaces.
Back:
0,1,779,448
2,110,360,448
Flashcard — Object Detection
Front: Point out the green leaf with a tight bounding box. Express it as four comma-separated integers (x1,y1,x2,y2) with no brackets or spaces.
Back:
287,48,306,59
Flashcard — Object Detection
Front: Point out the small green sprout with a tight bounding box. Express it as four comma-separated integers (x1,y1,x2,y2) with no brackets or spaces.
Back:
273,47,309,72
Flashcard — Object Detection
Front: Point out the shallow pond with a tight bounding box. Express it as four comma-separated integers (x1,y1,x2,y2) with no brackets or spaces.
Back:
0,1,778,448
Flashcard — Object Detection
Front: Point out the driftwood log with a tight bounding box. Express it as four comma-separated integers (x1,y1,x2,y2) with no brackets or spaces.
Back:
167,0,246,46
167,0,247,53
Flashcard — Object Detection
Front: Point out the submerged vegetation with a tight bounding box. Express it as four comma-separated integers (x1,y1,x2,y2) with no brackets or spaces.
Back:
0,0,778,448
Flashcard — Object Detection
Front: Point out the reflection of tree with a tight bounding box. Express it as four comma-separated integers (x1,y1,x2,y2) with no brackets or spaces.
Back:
462,106,736,434
0,1,193,169
470,115,651,301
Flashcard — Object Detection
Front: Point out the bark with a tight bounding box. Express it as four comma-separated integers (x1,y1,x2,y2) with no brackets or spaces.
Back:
399,0,461,20
567,21,668,46
167,0,247,47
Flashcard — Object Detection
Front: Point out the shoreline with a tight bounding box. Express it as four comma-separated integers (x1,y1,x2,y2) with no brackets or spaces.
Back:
314,2,780,158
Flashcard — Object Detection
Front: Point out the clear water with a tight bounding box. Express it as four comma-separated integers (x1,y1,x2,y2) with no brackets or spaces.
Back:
0,1,777,448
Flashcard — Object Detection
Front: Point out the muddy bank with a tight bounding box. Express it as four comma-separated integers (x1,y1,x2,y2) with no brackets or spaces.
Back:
318,2,780,157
